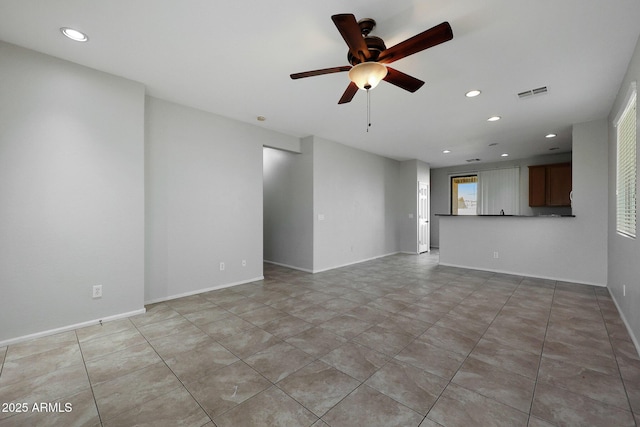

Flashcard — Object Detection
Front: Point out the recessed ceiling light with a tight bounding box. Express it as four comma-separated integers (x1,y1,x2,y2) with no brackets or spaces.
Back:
442,150,451,154
501,153,509,157
487,116,501,122
465,90,481,98
257,116,266,122
60,27,88,42
545,133,557,138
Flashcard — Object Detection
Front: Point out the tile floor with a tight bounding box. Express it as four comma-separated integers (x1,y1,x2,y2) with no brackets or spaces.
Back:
0,252,639,426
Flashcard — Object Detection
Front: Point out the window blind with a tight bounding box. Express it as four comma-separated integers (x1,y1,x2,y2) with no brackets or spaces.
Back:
616,84,637,238
477,167,520,215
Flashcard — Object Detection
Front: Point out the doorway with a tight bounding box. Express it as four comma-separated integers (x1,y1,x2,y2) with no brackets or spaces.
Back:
418,181,430,253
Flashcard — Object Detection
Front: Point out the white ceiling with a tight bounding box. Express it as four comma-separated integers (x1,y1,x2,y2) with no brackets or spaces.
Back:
1,0,639,167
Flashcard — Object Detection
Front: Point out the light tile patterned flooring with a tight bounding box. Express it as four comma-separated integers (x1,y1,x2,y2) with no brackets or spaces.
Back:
1,252,639,426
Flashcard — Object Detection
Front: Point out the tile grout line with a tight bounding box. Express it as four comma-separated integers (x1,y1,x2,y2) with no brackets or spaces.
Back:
270,262,560,426
0,346,6,378
369,273,516,425
83,314,199,424
255,269,452,425
525,279,557,426
597,288,639,420
10,254,636,426
421,274,533,424
149,297,322,424
132,309,219,426
534,286,637,423
404,274,485,427
74,328,104,427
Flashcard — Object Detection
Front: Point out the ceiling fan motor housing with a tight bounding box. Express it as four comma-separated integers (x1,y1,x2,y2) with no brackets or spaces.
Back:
346,18,386,65
348,36,386,64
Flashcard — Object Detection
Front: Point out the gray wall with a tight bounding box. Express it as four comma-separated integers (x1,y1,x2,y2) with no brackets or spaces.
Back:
263,136,416,272
0,40,303,343
571,119,609,284
608,34,640,349
263,140,313,271
430,152,572,247
398,161,418,253
145,97,297,302
398,160,431,253
438,118,608,286
312,136,402,272
0,42,146,344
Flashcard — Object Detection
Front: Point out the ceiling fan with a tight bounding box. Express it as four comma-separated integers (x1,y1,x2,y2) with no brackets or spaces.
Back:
290,14,453,104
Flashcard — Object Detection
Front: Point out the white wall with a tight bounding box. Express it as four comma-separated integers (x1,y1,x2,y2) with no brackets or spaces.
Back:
438,119,608,286
608,34,640,348
312,136,401,272
263,140,314,271
0,42,145,344
145,97,295,302
430,153,572,247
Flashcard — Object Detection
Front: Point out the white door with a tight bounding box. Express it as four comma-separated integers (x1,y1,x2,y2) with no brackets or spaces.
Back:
418,182,430,253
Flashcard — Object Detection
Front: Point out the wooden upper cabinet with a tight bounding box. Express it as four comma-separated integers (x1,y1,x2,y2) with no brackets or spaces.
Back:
528,163,572,207
529,166,547,207
547,163,572,206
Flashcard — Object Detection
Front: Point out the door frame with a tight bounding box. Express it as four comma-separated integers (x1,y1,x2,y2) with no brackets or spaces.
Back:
418,181,430,253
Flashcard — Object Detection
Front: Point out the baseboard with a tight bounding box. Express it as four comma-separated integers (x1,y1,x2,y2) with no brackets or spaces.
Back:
144,276,264,305
265,253,404,274
263,260,313,273
0,308,146,347
312,252,401,273
438,261,607,287
610,292,640,359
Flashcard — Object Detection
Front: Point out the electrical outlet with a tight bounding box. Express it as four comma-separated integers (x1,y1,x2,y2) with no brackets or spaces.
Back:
220,262,225,271
493,251,499,259
242,260,246,267
92,285,102,299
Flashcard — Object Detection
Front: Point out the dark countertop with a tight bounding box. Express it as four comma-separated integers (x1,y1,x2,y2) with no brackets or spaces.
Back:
435,214,575,217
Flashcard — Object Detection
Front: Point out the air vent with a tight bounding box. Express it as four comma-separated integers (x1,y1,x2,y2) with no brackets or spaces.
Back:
517,86,548,99
466,158,481,163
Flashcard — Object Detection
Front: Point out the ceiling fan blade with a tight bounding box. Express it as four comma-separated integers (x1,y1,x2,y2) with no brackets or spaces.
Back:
338,82,359,104
383,67,425,92
290,66,352,79
378,22,453,64
331,14,371,63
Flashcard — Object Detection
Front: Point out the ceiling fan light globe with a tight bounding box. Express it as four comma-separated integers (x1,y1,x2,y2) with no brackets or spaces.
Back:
348,62,388,90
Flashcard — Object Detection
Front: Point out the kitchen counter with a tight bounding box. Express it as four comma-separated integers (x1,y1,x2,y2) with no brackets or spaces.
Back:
435,214,575,217
435,213,602,286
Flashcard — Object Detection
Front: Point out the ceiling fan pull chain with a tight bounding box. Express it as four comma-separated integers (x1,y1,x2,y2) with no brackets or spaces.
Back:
367,87,371,132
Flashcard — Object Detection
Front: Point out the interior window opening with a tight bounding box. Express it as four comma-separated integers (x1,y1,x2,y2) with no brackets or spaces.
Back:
451,175,478,215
